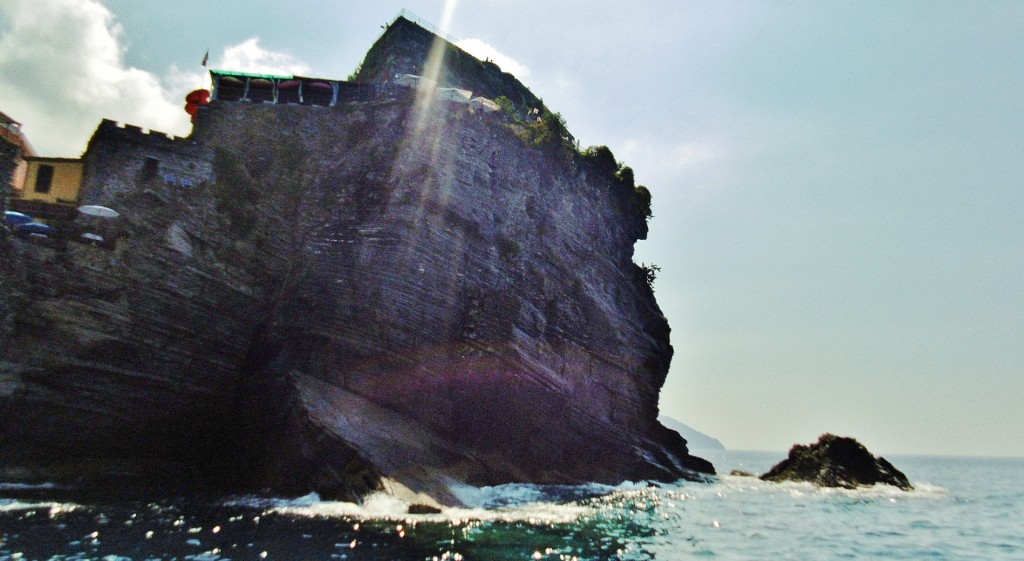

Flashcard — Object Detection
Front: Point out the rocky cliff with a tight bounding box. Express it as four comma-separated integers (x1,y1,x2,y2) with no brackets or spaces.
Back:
0,19,711,505
357,16,543,110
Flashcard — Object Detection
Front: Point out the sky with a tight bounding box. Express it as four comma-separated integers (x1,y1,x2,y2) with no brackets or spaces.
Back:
2,0,1022,458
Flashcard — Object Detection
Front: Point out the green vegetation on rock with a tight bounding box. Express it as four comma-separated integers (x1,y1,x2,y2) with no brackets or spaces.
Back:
495,95,572,152
638,262,660,291
580,145,653,221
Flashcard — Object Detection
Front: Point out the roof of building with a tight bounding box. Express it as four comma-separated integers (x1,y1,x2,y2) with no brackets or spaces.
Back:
1,111,20,127
210,69,294,81
0,110,37,157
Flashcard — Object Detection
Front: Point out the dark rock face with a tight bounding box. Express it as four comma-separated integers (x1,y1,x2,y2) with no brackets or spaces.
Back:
760,434,912,490
1,131,17,212
357,17,542,109
1,131,19,349
0,61,712,501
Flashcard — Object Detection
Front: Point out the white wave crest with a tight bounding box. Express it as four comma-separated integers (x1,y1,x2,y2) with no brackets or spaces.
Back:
0,499,80,514
705,474,948,500
225,483,614,525
0,482,59,491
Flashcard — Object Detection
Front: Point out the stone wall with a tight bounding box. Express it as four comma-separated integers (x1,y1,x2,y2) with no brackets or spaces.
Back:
79,120,213,206
0,145,263,489
0,136,19,348
0,136,16,214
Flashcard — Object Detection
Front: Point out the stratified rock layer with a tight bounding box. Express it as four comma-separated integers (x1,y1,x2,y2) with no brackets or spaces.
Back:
760,434,912,490
0,88,711,503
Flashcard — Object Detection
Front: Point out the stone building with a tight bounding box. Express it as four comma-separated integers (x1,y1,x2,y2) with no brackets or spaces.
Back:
6,119,211,224
15,157,84,221
77,119,212,206
1,111,35,214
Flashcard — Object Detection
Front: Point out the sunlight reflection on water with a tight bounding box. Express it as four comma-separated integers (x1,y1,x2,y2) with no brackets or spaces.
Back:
1,452,1021,560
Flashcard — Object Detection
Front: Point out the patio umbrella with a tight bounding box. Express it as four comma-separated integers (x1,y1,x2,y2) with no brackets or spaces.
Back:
78,205,120,219
4,210,32,226
15,222,56,237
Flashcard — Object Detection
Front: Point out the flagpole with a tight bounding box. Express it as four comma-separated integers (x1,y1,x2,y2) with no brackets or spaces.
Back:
200,49,209,89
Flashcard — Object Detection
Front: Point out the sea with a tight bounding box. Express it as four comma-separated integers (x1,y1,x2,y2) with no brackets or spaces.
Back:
1,451,1021,560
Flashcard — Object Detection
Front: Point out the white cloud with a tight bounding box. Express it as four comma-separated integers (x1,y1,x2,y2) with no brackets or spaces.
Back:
616,137,732,212
0,0,189,156
217,38,311,77
165,38,313,120
661,141,722,173
620,138,724,181
0,0,313,157
456,38,531,80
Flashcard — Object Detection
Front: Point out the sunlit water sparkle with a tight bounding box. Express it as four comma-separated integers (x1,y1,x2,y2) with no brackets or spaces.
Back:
1,452,1021,560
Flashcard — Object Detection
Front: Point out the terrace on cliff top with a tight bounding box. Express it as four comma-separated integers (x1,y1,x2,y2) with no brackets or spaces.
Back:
208,14,545,118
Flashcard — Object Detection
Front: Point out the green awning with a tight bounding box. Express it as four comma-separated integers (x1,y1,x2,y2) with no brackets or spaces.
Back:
210,69,294,81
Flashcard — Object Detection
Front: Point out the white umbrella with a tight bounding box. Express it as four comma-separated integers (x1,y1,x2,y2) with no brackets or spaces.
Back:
436,87,472,103
395,74,437,91
78,205,120,219
471,97,500,113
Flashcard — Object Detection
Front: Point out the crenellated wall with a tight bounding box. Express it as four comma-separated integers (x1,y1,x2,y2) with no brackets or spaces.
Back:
79,120,213,205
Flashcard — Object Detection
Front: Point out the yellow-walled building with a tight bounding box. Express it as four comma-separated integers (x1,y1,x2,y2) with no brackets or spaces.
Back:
22,157,84,205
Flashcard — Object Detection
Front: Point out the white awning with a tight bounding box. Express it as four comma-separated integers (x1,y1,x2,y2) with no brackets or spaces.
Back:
436,87,472,103
78,205,120,218
470,97,500,112
395,74,437,91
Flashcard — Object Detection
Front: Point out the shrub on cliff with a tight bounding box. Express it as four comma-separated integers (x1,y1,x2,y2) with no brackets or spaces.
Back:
537,108,569,145
494,95,572,153
581,146,653,221
580,145,618,177
346,62,363,82
493,95,515,115
510,108,568,149
614,165,653,220
633,185,653,220
638,262,660,291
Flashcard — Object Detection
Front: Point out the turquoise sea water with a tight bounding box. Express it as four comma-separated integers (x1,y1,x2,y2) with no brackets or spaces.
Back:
2,451,1022,560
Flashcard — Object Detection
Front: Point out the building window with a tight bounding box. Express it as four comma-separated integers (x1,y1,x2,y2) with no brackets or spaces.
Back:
143,157,160,181
35,164,54,194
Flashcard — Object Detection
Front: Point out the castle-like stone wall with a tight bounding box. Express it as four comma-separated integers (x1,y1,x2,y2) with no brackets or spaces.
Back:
0,135,17,214
80,120,213,206
0,135,18,349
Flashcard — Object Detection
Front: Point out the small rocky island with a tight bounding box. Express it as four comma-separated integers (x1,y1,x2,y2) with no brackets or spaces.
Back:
0,16,712,505
761,434,913,491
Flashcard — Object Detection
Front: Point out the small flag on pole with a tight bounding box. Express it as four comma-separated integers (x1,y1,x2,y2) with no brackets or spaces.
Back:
201,50,209,67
